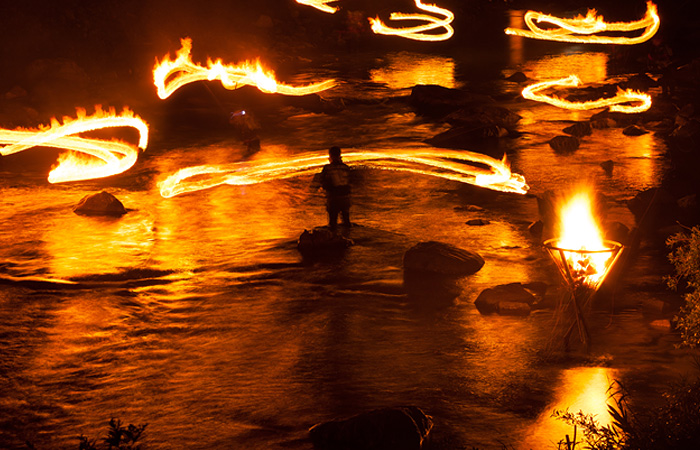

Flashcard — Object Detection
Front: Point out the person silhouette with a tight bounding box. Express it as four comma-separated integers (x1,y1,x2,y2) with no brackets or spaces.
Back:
318,146,352,231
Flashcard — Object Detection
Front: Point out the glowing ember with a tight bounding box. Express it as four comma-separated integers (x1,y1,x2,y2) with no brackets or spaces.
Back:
295,0,340,14
505,1,659,45
159,148,528,198
153,38,336,100
553,190,615,286
0,106,149,183
369,0,454,41
522,75,652,113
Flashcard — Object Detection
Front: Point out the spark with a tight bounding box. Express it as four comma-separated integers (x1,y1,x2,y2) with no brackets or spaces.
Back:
505,1,659,45
1,106,149,183
159,147,529,198
295,0,340,14
522,75,651,113
369,0,454,42
153,38,336,100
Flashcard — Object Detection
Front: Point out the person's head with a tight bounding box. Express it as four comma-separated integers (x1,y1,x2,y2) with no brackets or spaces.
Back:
329,146,342,162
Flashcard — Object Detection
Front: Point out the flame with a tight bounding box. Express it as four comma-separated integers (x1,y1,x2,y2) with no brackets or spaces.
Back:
522,75,652,113
505,1,659,45
0,106,149,183
556,190,612,285
159,148,528,198
296,0,340,14
153,38,336,100
369,0,454,41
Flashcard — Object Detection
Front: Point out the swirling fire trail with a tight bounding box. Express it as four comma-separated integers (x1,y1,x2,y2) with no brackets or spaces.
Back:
295,0,340,14
369,0,454,41
0,106,149,183
505,1,659,45
522,75,651,113
159,148,529,198
153,38,336,100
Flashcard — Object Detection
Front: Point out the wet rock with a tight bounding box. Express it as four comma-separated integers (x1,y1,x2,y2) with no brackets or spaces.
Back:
474,282,537,315
670,118,700,149
403,241,484,276
621,72,658,91
309,406,433,450
600,159,614,176
409,84,494,117
73,191,126,216
590,117,617,129
623,125,648,136
498,301,531,316
506,71,528,83
604,221,631,245
563,122,592,137
466,219,490,226
444,105,522,130
425,125,508,149
627,188,679,229
455,204,484,212
548,135,580,153
297,227,353,256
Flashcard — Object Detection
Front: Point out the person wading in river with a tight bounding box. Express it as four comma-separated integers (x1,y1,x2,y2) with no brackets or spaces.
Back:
317,146,352,231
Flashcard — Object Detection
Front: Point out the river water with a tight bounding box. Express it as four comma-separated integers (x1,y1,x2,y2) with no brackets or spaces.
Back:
0,11,696,450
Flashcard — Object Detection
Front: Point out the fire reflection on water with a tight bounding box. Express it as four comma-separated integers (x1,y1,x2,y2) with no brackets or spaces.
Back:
369,52,458,90
523,367,617,448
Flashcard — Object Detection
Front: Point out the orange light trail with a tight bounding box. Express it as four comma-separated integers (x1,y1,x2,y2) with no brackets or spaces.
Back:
522,75,652,113
505,1,659,45
153,38,336,100
369,0,454,41
159,148,528,198
295,0,340,14
0,106,149,183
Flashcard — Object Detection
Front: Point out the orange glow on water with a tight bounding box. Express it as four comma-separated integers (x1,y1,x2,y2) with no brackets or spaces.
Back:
369,52,458,89
522,75,651,113
505,1,659,45
295,0,340,14
0,106,149,183
524,367,617,448
159,148,529,198
153,38,336,100
369,0,454,41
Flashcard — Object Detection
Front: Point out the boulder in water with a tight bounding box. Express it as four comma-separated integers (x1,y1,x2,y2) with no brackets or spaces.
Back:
474,282,537,315
563,122,592,137
548,135,580,153
297,227,353,256
73,191,126,216
309,406,433,450
403,241,484,276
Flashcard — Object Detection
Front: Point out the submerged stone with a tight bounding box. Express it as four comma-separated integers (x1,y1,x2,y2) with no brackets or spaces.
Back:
309,406,433,450
297,227,353,256
73,191,126,216
563,121,592,137
403,241,484,276
548,135,580,153
474,282,537,315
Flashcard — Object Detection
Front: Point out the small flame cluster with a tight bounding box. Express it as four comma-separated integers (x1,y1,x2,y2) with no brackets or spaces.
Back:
0,106,148,183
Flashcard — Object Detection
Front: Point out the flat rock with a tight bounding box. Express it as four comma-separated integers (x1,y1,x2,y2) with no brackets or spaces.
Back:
474,282,537,315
